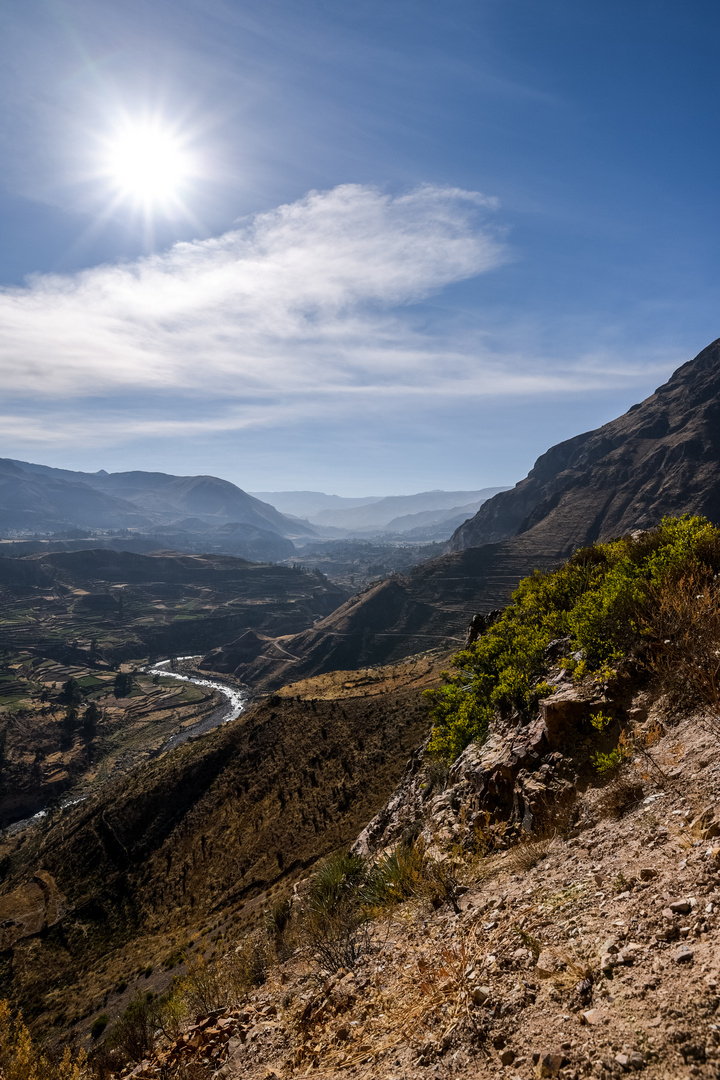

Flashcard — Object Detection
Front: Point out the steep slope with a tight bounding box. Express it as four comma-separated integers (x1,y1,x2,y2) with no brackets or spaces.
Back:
450,337,720,553
200,536,560,689
0,658,441,1031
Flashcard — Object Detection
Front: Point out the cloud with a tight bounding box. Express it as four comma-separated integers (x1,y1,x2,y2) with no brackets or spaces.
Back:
1,184,506,399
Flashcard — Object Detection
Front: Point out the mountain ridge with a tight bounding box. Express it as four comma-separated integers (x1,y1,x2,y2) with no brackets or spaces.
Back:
449,337,720,553
5,459,308,539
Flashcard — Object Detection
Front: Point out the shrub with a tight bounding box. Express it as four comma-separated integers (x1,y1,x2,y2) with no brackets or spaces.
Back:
426,516,720,762
0,999,85,1079
105,992,156,1063
307,851,368,912
302,851,370,974
649,570,720,727
591,744,629,775
265,896,292,938
362,840,428,909
91,1013,110,1040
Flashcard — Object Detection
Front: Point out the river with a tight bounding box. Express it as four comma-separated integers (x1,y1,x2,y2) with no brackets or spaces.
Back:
147,655,247,752
3,657,247,835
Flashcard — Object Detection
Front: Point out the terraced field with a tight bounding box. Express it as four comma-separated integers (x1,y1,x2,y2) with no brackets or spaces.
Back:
0,548,348,825
0,649,225,825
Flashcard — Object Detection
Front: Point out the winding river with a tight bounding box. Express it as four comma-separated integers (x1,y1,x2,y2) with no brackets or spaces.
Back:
147,655,247,752
4,657,247,835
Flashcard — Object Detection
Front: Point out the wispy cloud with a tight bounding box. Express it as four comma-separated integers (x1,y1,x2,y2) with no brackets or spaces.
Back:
1,184,505,398
1,182,682,467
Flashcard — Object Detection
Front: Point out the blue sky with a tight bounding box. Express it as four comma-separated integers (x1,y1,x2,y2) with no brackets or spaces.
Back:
1,0,719,495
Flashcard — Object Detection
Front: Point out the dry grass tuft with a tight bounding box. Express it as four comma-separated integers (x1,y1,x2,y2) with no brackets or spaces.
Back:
597,778,645,820
506,834,553,873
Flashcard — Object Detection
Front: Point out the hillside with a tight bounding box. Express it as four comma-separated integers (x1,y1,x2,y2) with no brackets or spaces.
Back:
0,458,153,532
0,655,443,1036
1,459,312,548
0,548,348,817
450,337,720,554
0,547,348,663
200,536,561,690
97,691,720,1080
4,520,720,1080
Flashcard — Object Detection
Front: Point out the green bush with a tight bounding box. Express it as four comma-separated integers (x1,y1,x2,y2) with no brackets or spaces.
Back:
307,850,368,914
105,992,156,1063
91,1013,110,1040
302,851,370,974
426,516,720,762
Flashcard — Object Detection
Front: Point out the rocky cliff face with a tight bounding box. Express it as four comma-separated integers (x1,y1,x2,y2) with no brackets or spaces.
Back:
450,337,720,553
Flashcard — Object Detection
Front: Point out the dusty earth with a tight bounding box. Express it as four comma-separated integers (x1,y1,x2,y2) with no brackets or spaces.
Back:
116,689,720,1080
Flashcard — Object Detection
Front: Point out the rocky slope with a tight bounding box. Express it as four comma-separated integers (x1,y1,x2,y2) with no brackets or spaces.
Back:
85,652,720,1080
450,337,720,554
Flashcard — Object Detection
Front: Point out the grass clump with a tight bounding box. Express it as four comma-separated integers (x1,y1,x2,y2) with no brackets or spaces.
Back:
362,841,427,909
302,851,371,974
426,515,720,762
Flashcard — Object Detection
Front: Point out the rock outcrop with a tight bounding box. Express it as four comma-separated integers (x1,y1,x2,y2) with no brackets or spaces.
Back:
354,681,607,856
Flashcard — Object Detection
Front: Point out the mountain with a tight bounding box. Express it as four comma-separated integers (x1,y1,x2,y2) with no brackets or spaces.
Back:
307,488,506,532
449,337,720,554
202,338,720,688
11,461,285,533
249,491,382,518
0,458,154,532
0,460,322,561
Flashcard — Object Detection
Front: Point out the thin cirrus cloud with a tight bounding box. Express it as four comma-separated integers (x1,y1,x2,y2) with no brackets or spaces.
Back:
1,183,507,402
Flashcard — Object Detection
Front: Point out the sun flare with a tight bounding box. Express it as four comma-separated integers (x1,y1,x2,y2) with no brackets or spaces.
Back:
102,120,192,207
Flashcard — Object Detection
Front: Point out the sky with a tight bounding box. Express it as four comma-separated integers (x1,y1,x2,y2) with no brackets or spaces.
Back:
1,0,720,496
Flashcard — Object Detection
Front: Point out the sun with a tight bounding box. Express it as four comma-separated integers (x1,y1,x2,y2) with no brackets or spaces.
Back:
102,119,192,209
